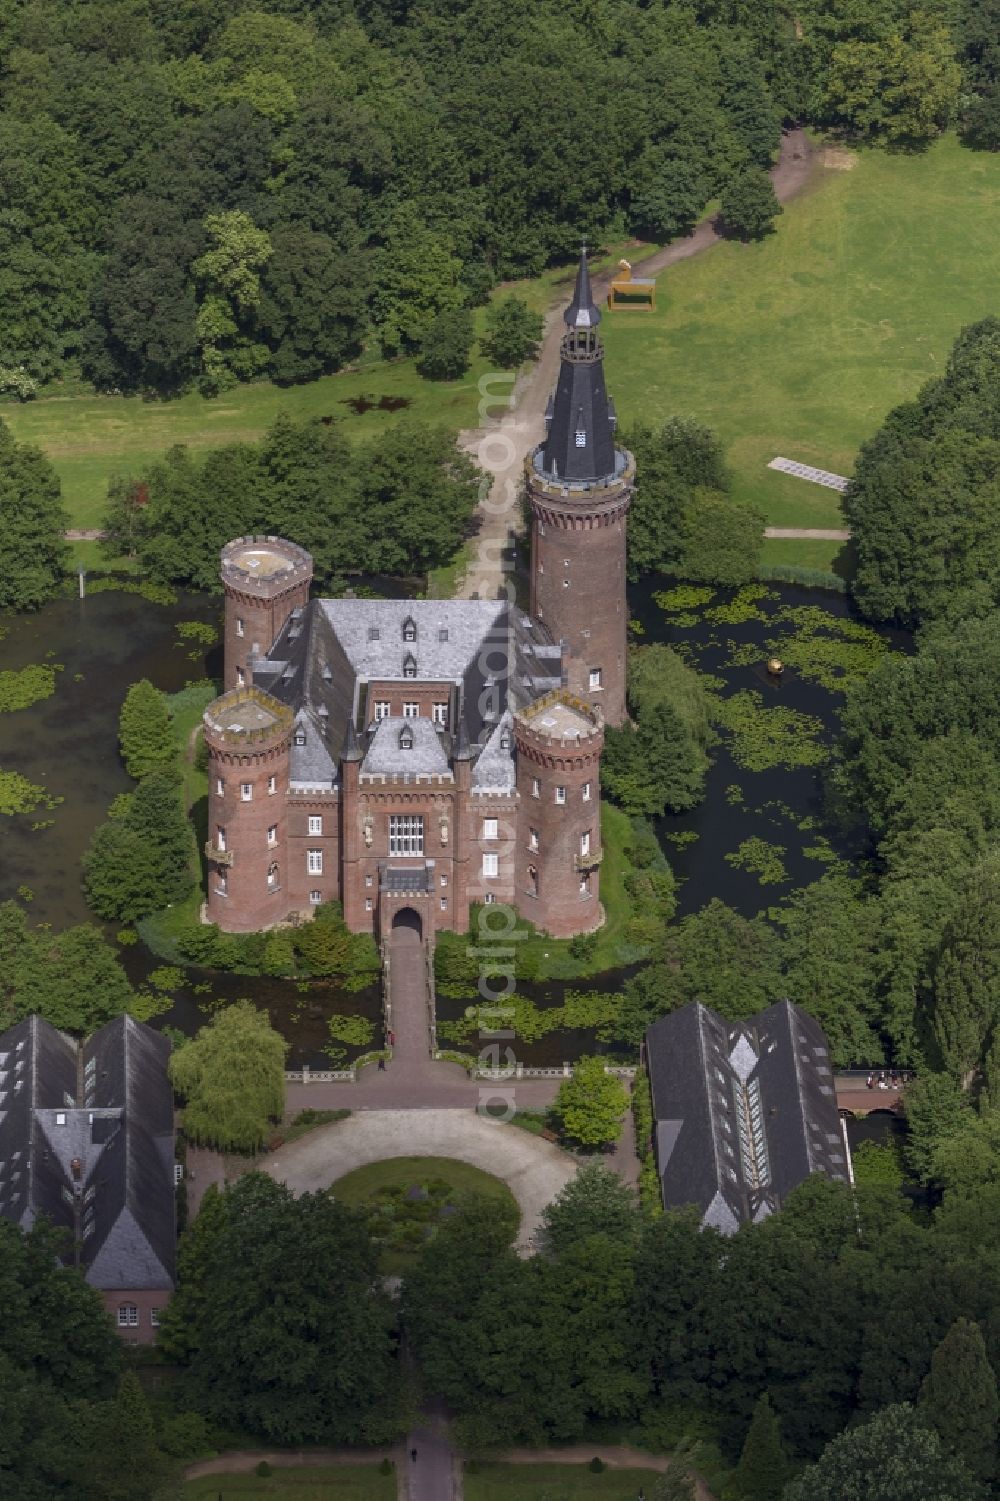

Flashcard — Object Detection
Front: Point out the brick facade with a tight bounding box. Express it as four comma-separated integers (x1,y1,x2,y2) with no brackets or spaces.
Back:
527,460,634,728
102,1288,170,1346
221,536,313,693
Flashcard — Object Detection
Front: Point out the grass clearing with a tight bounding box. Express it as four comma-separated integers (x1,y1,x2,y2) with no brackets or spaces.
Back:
463,1462,663,1499
601,133,1000,561
330,1155,519,1274
184,1464,395,1499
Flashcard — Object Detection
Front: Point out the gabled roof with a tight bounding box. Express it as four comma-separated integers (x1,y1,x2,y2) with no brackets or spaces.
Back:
361,716,451,778
0,1015,175,1291
645,1000,848,1233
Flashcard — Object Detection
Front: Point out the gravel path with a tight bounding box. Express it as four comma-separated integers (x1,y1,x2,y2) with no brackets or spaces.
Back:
263,1108,578,1251
764,526,851,540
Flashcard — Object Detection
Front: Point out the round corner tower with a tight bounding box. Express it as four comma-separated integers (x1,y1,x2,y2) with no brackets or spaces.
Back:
220,536,313,692
526,249,634,727
203,687,294,933
513,691,604,938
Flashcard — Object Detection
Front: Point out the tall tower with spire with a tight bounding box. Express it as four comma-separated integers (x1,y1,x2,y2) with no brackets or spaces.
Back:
526,248,634,727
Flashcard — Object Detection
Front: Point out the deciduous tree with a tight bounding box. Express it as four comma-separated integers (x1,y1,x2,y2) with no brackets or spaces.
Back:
169,1000,287,1152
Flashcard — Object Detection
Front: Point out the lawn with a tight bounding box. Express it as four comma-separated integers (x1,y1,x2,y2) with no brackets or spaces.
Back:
184,1465,395,1499
330,1155,519,1273
601,133,1000,572
464,1462,662,1499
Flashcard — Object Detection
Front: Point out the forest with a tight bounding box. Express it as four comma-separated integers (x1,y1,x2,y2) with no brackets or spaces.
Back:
0,0,995,397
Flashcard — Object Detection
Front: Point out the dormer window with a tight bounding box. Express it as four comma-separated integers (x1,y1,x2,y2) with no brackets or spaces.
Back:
500,729,511,750
403,654,417,678
438,628,449,642
402,617,417,642
575,430,586,448
294,729,306,746
368,626,380,642
322,665,332,681
398,724,414,750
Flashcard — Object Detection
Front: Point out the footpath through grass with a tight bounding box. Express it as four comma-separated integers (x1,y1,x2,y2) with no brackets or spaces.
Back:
184,1465,395,1499
601,133,1000,573
464,1462,663,1499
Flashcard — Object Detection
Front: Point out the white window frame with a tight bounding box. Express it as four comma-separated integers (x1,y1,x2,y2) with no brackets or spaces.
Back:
389,814,424,857
482,818,499,841
482,852,499,879
236,618,245,637
529,828,539,852
374,701,390,722
268,775,277,795
150,1307,161,1327
555,785,567,805
531,777,541,799
309,889,322,904
432,702,448,726
216,776,225,796
589,667,603,690
240,782,252,801
118,1304,138,1328
236,666,246,686
365,897,373,912
267,824,278,847
267,863,279,890
216,826,226,851
582,781,591,801
308,815,323,836
307,849,323,874
403,702,419,718
581,829,591,856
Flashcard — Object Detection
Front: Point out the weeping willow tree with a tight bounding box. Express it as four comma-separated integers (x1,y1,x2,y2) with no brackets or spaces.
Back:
170,999,287,1151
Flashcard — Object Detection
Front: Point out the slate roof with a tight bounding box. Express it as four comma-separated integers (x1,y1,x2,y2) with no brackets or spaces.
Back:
539,249,621,485
362,717,451,778
254,597,563,786
645,1000,849,1233
0,1015,175,1290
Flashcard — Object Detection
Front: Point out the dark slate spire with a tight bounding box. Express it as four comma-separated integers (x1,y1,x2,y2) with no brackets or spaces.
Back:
564,244,601,330
540,245,617,484
342,718,362,761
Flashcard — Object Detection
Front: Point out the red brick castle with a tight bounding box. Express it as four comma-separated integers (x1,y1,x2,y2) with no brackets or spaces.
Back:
203,253,633,941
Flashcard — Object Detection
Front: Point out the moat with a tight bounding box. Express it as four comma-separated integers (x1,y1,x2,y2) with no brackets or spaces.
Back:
0,578,904,1067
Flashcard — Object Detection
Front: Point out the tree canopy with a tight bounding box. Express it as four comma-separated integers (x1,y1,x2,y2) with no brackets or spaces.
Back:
169,1000,288,1152
0,420,69,609
0,899,139,1034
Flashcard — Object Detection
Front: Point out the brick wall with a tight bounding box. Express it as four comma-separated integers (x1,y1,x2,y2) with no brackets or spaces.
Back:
102,1288,170,1346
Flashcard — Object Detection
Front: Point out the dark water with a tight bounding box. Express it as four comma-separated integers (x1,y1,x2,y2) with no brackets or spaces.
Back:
435,969,642,1068
0,578,906,1068
629,578,909,918
0,589,379,1068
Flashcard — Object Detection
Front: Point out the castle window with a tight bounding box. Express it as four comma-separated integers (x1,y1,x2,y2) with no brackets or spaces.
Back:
482,853,499,879
575,430,586,448
529,828,539,852
433,702,448,727
366,874,374,887
527,864,538,897
562,579,570,588
389,814,424,856
483,818,498,841
581,829,591,856
308,815,323,835
216,777,225,796
555,785,566,805
374,701,390,721
150,1308,161,1327
403,654,417,678
484,892,496,904
402,617,417,642
118,1304,138,1329
268,775,277,795
267,824,278,847
440,897,448,910
294,730,306,746
366,898,373,912
582,781,591,801
241,782,252,800
215,871,228,897
310,890,322,904
531,777,540,799
307,850,323,874
236,618,245,637
440,873,448,887
216,826,226,851
398,724,414,750
403,702,419,718
589,667,603,690
236,667,246,686
267,863,279,889
580,873,591,896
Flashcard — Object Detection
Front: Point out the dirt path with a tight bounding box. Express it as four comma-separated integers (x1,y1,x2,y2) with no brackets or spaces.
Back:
764,526,851,540
454,128,817,602
493,1445,718,1500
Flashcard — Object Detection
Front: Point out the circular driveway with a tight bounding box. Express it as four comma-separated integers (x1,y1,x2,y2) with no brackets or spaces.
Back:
264,1109,578,1251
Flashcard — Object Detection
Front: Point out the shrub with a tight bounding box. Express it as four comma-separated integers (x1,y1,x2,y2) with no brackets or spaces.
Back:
590,1455,605,1472
256,1460,272,1477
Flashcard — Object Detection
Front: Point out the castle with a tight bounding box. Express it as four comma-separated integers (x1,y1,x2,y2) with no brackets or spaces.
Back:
203,252,634,942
